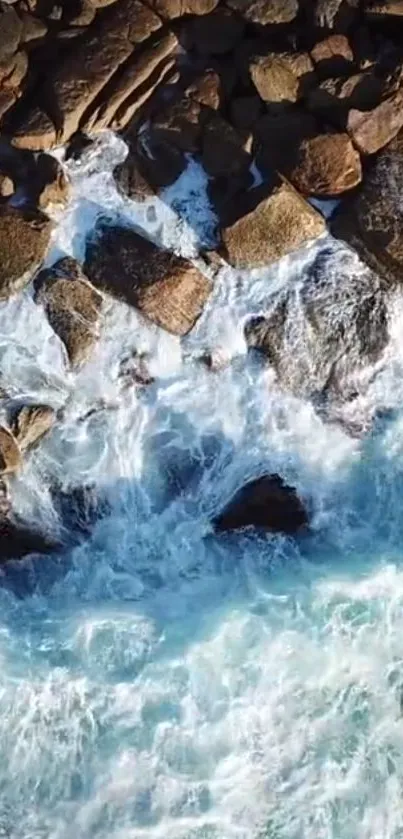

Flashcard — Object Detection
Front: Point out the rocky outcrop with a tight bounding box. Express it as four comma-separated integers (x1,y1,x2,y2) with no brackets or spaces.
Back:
85,225,212,335
219,179,326,269
332,130,403,285
213,475,308,535
34,257,103,368
245,243,388,398
290,132,362,196
0,205,52,300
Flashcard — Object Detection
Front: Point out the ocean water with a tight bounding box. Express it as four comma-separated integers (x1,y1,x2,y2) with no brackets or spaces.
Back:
1,133,403,838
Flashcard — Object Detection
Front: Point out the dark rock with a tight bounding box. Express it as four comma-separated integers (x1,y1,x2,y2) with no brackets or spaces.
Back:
290,132,362,196
20,11,48,42
30,153,70,209
230,95,262,130
115,133,186,195
151,95,206,153
34,257,103,367
219,179,325,269
226,0,298,25
250,51,315,104
185,68,223,110
0,516,57,561
11,405,56,452
201,113,251,177
0,205,52,299
255,108,320,176
65,131,94,161
85,224,212,335
310,35,354,78
364,1,403,19
307,72,384,127
213,475,308,535
314,0,359,30
245,243,388,398
184,7,244,55
332,130,403,285
0,6,22,63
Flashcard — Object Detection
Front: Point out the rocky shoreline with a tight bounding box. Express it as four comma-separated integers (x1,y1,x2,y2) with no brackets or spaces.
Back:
1,0,403,559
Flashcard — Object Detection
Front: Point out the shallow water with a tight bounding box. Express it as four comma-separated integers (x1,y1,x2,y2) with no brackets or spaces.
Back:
2,133,403,838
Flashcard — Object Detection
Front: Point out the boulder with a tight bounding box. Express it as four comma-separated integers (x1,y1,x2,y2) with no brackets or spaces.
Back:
290,132,362,196
0,7,22,63
310,35,354,78
0,426,21,474
213,475,308,535
230,95,262,130
184,8,244,55
219,178,326,269
146,0,218,17
185,68,223,110
308,72,384,127
0,516,57,561
115,134,186,195
226,0,298,25
346,89,403,154
201,114,251,177
255,108,320,176
34,257,103,367
12,405,56,452
151,95,205,153
20,12,47,43
11,0,163,149
250,51,315,104
0,205,52,299
31,154,70,209
85,225,212,336
245,243,388,398
332,130,403,285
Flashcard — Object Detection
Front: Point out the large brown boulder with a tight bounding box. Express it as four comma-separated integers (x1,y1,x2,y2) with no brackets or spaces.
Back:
226,0,298,25
34,257,103,368
213,475,308,535
85,225,212,335
332,130,403,285
245,243,388,399
250,51,315,104
11,0,163,149
0,205,52,299
219,178,326,269
290,132,362,196
346,89,403,154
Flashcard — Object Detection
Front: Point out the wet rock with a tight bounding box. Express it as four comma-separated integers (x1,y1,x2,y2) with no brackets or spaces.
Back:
332,130,403,285
184,7,244,55
0,516,57,561
119,129,187,194
34,257,103,367
0,205,52,300
201,114,251,177
219,178,325,269
346,89,403,154
0,426,21,475
250,52,315,105
85,224,212,336
30,153,70,209
290,132,362,196
0,6,22,63
213,475,308,535
151,95,205,153
20,11,48,42
114,151,156,201
245,243,388,398
310,35,354,78
12,405,56,452
226,0,298,25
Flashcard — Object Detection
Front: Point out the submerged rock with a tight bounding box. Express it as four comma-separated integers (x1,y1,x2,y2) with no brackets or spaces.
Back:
219,179,325,269
34,257,103,368
0,205,52,299
244,243,388,399
0,516,57,561
85,225,212,336
213,475,308,535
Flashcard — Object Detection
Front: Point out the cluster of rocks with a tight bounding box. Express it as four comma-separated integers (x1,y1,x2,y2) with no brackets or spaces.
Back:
4,0,403,552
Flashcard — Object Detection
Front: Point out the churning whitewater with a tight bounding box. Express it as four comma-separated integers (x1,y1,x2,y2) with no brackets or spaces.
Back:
2,132,403,839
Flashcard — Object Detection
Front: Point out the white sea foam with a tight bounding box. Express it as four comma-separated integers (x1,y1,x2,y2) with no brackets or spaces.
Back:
1,131,403,837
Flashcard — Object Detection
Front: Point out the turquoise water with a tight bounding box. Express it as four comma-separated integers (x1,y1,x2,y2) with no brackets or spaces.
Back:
1,133,403,838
